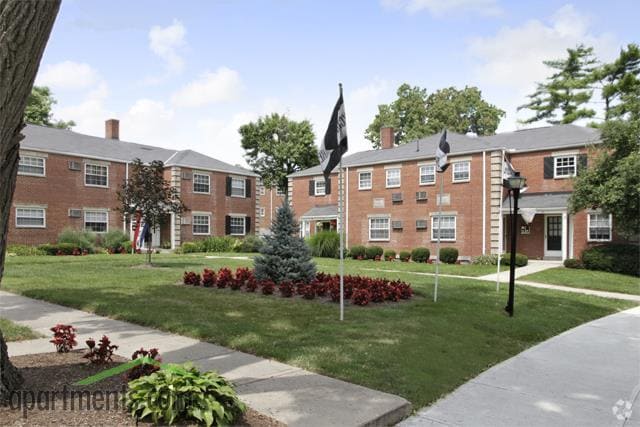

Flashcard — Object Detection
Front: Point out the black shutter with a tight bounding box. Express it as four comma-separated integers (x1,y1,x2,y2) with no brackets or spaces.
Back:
225,216,231,234
308,180,314,196
245,178,251,198
325,178,331,195
226,177,232,196
543,157,554,179
577,154,588,175
245,216,251,234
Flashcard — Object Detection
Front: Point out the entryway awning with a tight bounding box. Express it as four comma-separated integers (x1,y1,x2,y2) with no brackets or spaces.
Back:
300,204,338,220
502,192,571,224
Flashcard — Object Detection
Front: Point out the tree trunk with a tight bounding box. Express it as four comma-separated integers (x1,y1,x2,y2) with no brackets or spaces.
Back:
0,0,61,401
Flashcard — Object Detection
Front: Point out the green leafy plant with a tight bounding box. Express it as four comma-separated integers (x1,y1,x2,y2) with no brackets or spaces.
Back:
349,245,366,260
365,246,384,260
581,244,639,276
201,236,240,253
500,252,528,267
239,234,263,253
307,230,340,258
6,244,45,256
563,258,583,269
179,241,204,254
383,249,396,261
399,251,411,262
439,247,459,264
126,363,246,426
472,254,499,265
57,228,96,251
411,247,430,263
103,230,130,252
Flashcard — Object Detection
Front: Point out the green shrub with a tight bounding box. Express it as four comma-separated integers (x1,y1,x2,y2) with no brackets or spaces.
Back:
411,247,430,263
201,236,240,253
6,244,45,256
563,258,583,269
307,231,341,258
239,234,264,253
123,241,133,253
582,244,639,276
365,246,384,260
399,250,411,262
103,230,130,251
349,245,366,259
384,249,396,261
37,244,57,256
126,363,245,426
472,254,499,265
180,242,203,254
439,247,459,264
57,228,96,251
57,243,78,255
500,252,528,267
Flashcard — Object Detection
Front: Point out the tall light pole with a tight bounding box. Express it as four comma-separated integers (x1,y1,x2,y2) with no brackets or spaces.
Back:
503,172,527,317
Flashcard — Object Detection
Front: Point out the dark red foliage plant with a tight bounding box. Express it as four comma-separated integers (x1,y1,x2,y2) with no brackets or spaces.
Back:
235,267,253,286
301,285,316,300
84,335,119,364
50,324,77,353
261,280,275,295
217,268,233,288
202,268,216,287
279,281,294,297
183,271,201,286
245,277,258,292
352,288,372,306
126,347,161,381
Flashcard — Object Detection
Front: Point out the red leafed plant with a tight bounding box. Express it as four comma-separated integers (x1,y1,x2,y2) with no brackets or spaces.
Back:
312,279,327,297
183,271,201,286
394,281,413,299
50,324,77,353
217,268,233,288
301,285,316,300
126,347,161,381
279,281,294,297
352,288,372,306
235,267,253,286
245,277,258,292
202,268,216,287
260,280,275,295
84,335,118,364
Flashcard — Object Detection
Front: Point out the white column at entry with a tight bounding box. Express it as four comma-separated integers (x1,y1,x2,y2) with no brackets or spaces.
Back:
561,212,568,261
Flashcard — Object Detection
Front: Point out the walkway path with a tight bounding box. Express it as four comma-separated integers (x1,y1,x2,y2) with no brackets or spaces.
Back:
476,259,562,282
0,291,410,426
400,305,640,427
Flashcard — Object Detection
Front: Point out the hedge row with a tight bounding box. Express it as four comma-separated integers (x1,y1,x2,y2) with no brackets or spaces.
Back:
349,245,460,263
177,235,263,254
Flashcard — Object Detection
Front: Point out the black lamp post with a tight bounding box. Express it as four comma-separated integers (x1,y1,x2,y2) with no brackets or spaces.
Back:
503,172,527,317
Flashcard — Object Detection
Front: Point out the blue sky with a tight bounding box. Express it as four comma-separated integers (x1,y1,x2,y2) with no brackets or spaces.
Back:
37,0,638,166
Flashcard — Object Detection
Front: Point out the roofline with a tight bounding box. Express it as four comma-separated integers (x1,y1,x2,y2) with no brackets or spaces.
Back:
165,162,258,177
18,147,129,164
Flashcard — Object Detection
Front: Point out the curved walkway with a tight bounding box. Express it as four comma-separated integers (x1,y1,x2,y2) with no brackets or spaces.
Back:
400,305,640,426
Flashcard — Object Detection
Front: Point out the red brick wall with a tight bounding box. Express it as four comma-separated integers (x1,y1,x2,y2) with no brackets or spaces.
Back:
290,173,339,220
257,187,285,232
8,152,126,246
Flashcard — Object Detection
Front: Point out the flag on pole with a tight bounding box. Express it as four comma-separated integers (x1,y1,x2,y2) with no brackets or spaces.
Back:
435,129,450,172
136,221,149,250
318,85,348,182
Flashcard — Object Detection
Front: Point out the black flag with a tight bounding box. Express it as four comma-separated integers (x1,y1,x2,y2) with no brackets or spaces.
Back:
435,129,450,172
319,85,348,182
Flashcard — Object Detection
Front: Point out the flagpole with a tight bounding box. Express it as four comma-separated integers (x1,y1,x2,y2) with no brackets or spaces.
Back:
434,170,443,303
338,83,345,321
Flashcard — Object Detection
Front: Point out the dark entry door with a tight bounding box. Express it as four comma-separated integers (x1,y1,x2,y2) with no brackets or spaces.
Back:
546,216,562,251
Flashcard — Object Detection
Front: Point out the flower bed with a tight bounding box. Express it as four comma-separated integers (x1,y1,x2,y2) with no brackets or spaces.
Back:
182,267,413,306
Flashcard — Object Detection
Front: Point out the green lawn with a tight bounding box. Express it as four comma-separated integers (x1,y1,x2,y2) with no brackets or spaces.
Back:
1,254,635,409
522,267,640,295
0,317,42,342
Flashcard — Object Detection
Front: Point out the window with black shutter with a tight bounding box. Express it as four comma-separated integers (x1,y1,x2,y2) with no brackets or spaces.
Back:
245,178,251,198
325,178,331,195
226,177,232,196
543,157,554,179
225,215,231,234
577,154,588,175
245,216,251,233
308,180,314,196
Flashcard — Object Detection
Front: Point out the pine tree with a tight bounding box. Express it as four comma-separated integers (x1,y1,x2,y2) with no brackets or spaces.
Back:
254,202,316,284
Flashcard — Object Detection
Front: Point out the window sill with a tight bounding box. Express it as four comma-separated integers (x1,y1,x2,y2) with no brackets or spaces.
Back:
230,233,246,236
419,182,435,186
16,225,46,229
553,175,575,180
18,173,46,178
452,179,470,184
587,238,612,243
431,239,456,242
193,191,211,195
358,187,372,191
369,238,390,242
193,232,211,236
85,184,109,189
385,185,401,189
230,194,247,198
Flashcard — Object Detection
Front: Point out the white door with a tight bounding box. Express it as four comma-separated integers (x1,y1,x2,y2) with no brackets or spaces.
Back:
544,215,563,258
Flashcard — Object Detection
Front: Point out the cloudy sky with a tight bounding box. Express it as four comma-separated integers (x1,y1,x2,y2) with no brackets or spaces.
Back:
36,0,637,166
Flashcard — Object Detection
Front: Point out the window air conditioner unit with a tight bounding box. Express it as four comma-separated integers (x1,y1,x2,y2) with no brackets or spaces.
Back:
180,217,191,225
181,172,192,180
416,220,428,230
416,191,428,201
391,192,403,203
68,209,82,218
392,220,403,230
68,161,81,171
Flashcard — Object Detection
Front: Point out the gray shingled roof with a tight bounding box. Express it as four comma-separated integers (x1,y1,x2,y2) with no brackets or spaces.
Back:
20,124,257,176
502,192,571,212
300,204,338,219
289,124,600,178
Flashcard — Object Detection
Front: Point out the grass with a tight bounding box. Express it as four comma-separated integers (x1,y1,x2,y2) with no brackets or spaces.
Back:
522,267,640,295
1,253,635,409
0,317,42,342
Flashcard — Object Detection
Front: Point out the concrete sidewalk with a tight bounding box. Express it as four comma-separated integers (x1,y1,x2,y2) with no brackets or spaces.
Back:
476,259,562,282
0,291,410,426
400,305,640,427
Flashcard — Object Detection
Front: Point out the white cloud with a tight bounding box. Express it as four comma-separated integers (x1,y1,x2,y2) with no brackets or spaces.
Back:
467,4,618,130
382,0,502,16
55,82,114,136
346,78,393,153
147,19,186,81
36,61,99,90
121,99,175,143
171,67,243,107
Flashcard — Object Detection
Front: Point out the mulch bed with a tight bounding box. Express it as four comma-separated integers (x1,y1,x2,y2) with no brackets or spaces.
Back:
0,350,284,426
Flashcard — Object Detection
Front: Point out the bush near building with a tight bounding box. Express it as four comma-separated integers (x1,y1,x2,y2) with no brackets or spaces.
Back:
500,252,528,267
581,244,639,277
307,231,340,258
411,247,430,263
439,248,459,264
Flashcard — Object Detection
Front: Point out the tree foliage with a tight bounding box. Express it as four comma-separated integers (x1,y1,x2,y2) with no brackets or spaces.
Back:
595,43,640,121
240,113,318,194
570,119,640,237
24,85,75,129
117,159,185,262
365,84,504,148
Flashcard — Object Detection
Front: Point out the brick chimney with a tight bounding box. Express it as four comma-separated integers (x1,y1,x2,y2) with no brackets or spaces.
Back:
105,119,119,140
380,127,394,149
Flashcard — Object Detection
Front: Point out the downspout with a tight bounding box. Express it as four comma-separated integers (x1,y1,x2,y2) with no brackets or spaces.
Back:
482,151,486,255
123,162,129,233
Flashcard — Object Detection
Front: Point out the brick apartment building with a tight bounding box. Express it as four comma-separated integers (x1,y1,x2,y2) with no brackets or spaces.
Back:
9,120,259,249
289,124,628,261
255,183,286,235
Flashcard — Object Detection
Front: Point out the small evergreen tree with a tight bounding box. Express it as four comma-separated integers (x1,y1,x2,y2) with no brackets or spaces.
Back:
254,202,316,283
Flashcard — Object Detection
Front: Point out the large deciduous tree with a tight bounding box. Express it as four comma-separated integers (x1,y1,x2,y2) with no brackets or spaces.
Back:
117,159,185,264
24,85,75,129
365,84,504,148
239,113,318,195
518,44,598,125
0,0,61,401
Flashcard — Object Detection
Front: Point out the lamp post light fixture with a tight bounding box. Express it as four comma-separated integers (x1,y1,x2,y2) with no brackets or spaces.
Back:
503,171,527,317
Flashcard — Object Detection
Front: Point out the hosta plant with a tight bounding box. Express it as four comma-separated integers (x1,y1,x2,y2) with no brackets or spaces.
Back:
126,347,162,381
50,324,77,353
126,363,246,427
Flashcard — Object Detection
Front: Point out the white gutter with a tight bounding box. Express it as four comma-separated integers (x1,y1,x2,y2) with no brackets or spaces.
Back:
482,151,486,255
123,162,129,233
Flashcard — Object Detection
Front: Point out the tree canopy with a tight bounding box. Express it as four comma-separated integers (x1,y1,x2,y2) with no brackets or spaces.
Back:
365,84,504,148
595,43,640,121
239,113,318,193
24,85,75,129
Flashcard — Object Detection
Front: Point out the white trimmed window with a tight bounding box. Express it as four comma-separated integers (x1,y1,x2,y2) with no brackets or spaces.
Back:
452,161,470,183
588,213,612,242
230,216,246,235
84,210,108,233
358,171,372,190
231,177,246,197
192,214,211,235
554,155,577,178
85,163,108,187
314,179,326,196
431,215,456,241
369,217,390,241
193,173,210,194
419,165,435,185
386,168,401,188
259,186,266,196
15,207,45,228
259,207,266,217
18,156,45,176
276,187,286,197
